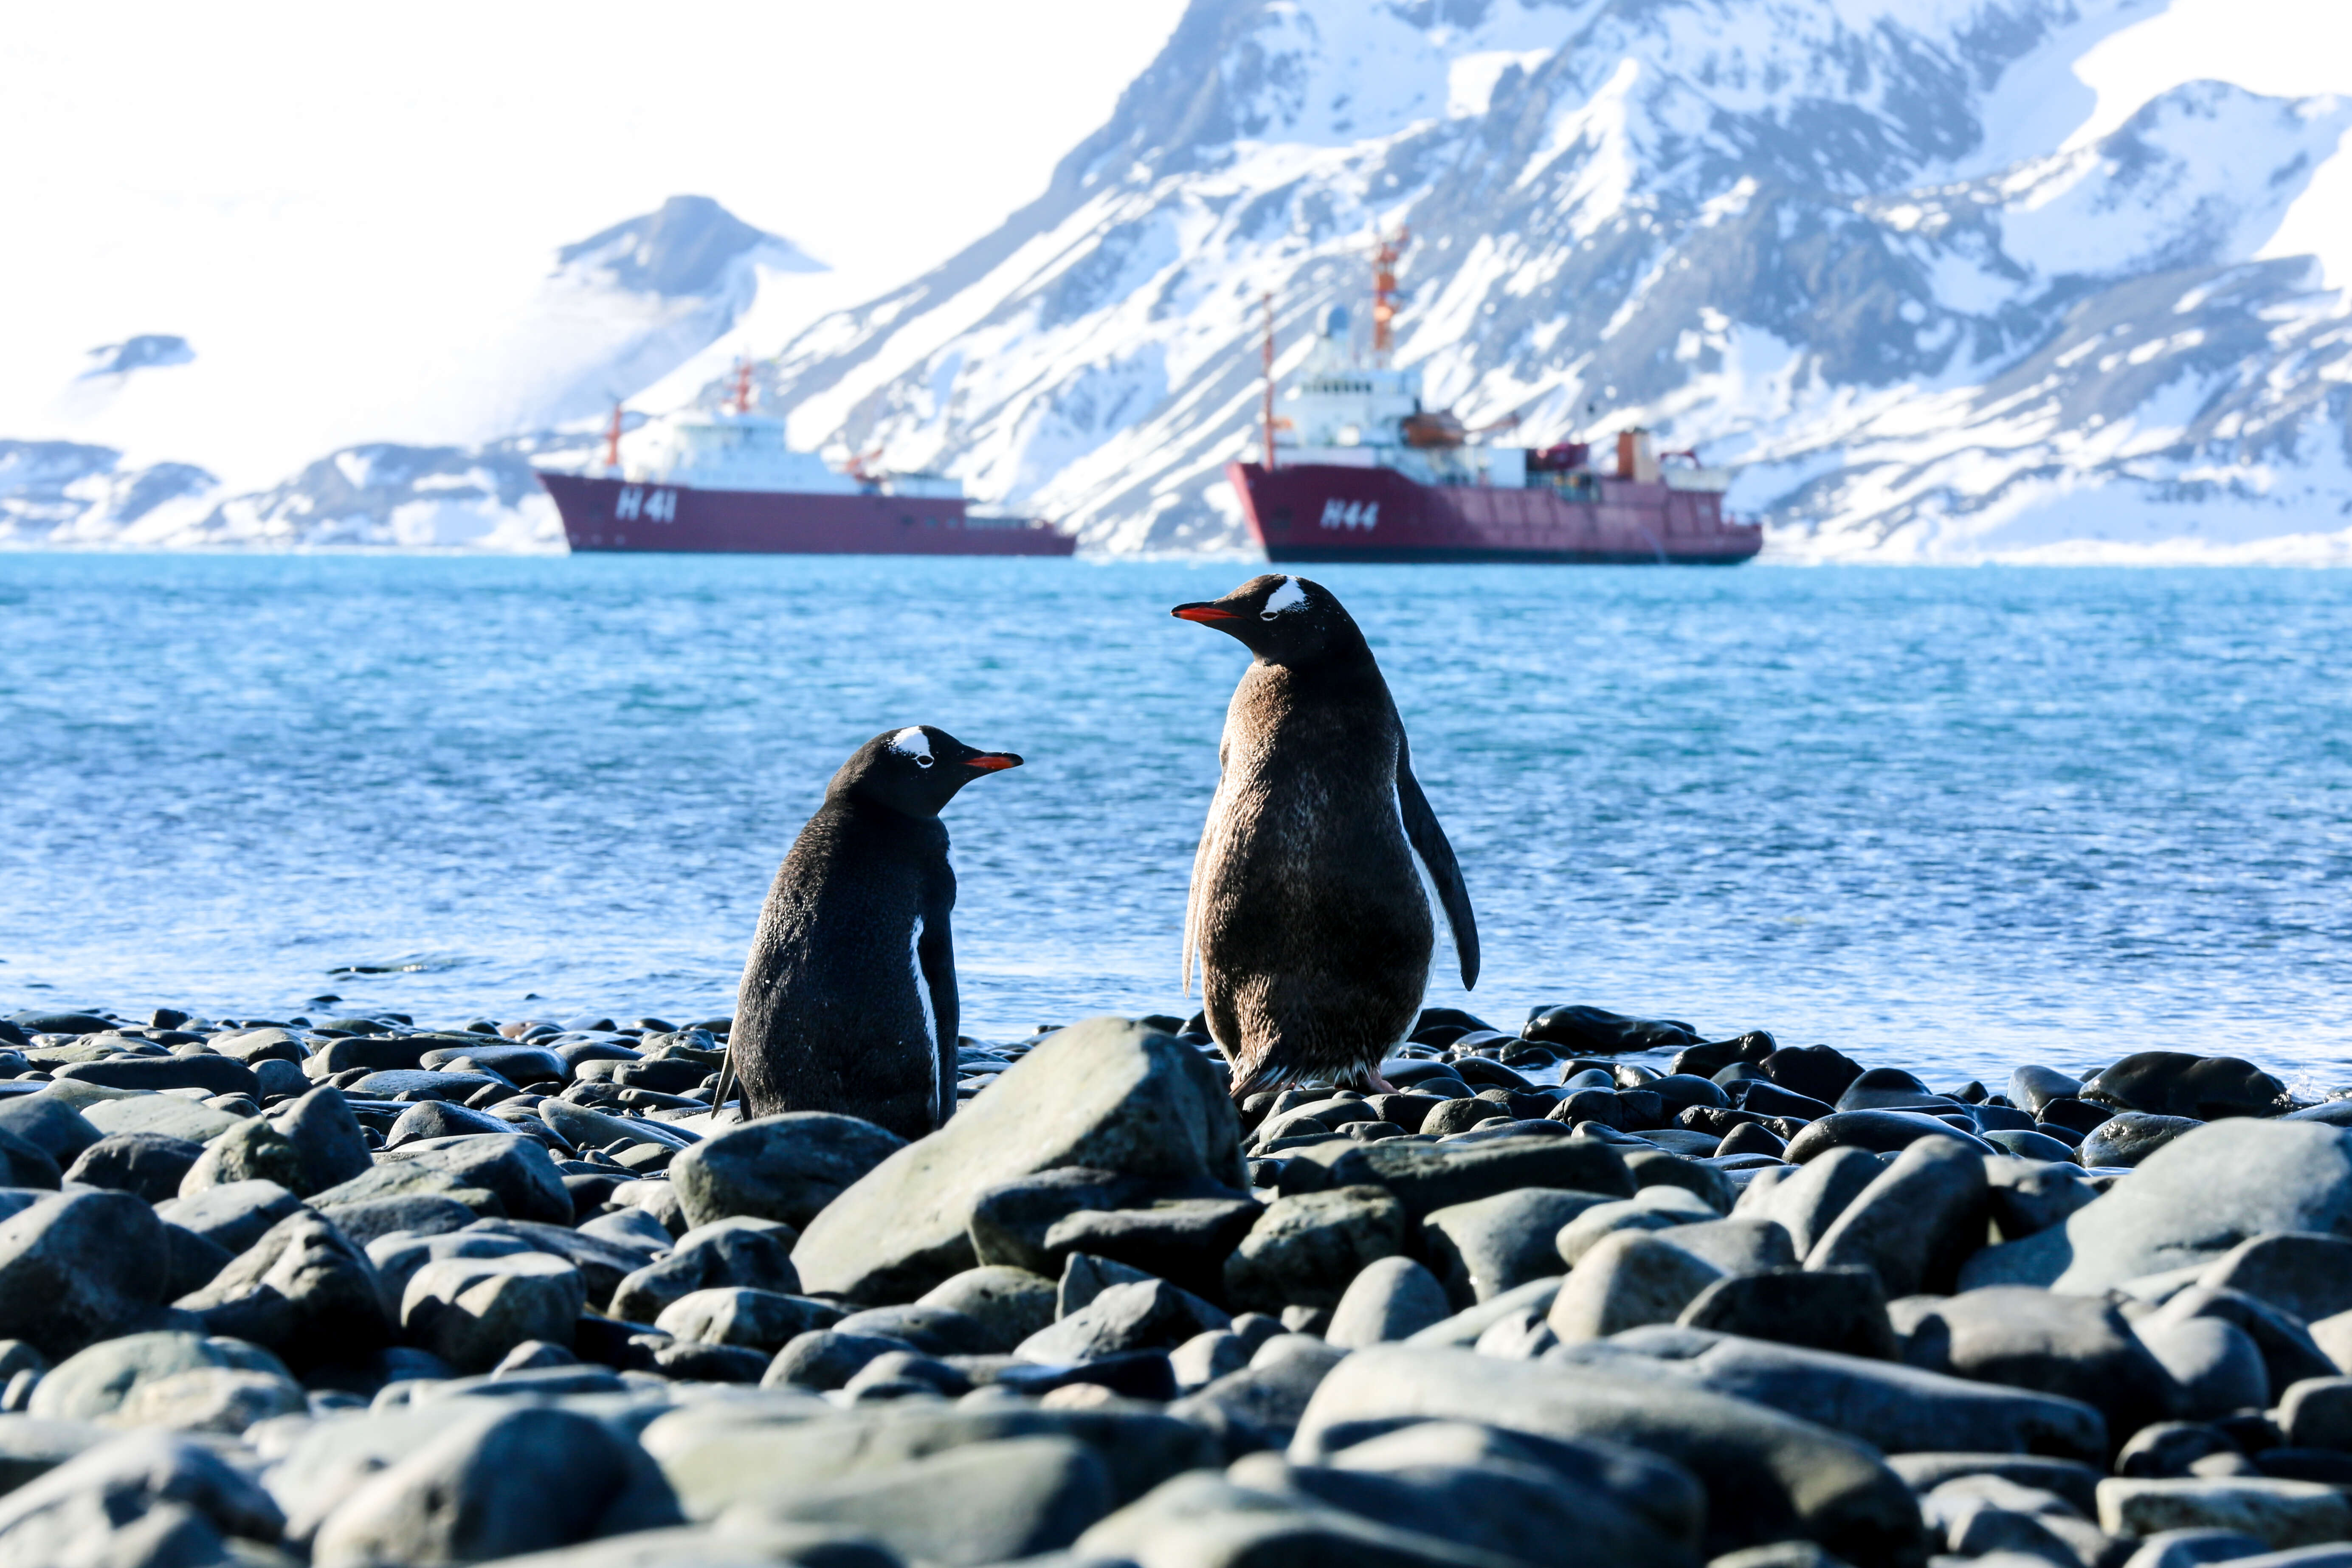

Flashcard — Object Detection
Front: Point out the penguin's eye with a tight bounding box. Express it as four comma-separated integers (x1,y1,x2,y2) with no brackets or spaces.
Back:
915,755,934,769
1260,611,1279,621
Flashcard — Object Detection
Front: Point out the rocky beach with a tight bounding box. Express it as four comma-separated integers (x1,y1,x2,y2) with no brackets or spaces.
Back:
0,1002,2337,1566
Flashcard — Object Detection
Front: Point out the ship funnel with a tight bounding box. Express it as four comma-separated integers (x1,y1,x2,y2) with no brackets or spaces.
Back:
1317,304,1350,340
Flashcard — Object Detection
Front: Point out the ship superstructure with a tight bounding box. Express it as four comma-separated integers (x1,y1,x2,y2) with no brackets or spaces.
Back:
1228,236,1759,565
538,364,1072,556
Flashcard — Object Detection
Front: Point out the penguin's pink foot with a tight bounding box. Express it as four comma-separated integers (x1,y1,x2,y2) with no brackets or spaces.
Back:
1366,1069,1398,1094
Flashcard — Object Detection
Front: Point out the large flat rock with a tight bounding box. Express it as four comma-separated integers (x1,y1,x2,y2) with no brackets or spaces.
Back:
794,1019,1245,1306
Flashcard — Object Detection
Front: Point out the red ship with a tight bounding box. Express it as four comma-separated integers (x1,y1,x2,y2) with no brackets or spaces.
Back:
1228,235,1761,566
539,366,1074,557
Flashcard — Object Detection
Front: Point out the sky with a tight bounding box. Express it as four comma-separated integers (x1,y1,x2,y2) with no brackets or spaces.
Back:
3,0,2348,490
0,0,1190,484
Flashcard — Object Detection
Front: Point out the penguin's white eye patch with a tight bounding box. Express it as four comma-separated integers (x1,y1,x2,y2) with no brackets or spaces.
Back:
1260,576,1307,620
890,726,934,766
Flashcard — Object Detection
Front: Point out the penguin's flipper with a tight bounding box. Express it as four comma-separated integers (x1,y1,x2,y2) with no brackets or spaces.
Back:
917,904,960,1127
1397,752,1480,989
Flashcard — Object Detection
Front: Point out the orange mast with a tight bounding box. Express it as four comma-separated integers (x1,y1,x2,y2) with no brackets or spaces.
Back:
730,359,756,415
1260,293,1278,470
601,401,624,472
1371,226,1408,364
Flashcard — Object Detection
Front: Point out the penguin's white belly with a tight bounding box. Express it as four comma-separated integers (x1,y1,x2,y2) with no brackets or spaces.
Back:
908,915,936,1073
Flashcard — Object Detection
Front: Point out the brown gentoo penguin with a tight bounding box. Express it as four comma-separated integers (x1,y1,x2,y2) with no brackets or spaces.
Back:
724,726,1021,1140
1172,574,1477,1095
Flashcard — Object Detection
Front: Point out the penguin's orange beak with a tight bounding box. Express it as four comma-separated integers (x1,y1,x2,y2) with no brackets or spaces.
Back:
1172,603,1239,622
963,754,1022,771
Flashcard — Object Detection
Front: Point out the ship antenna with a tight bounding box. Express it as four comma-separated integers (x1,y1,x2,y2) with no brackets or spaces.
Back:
1371,226,1408,366
731,359,755,416
602,400,623,473
1261,292,1278,471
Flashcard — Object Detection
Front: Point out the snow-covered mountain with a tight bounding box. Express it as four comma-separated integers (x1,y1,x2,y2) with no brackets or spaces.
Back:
724,0,2352,559
0,196,821,549
12,1,2351,559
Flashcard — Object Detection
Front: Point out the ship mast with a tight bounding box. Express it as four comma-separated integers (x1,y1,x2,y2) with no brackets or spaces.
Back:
730,359,756,416
602,401,624,473
1371,226,1408,366
1261,292,1278,471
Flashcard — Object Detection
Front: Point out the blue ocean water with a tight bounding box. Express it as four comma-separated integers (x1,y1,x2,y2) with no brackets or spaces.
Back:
0,552,2347,1089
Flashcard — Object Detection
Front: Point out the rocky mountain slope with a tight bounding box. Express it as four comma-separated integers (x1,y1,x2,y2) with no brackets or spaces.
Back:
733,0,2352,559
0,197,810,549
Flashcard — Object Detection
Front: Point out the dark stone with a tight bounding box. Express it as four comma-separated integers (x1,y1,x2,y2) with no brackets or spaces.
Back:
1736,1081,1834,1121
307,1035,429,1075
5,1012,112,1036
970,1168,1244,1275
1363,1092,1448,1132
1224,1186,1410,1312
2037,1098,2114,1137
1042,1199,1262,1301
1422,1188,1611,1307
1902,1286,2177,1442
1448,1056,1535,1090
1679,1267,1896,1358
1783,1110,1995,1161
52,1056,258,1097
0,1100,101,1167
1985,1159,2098,1239
1550,1089,1622,1129
0,1430,284,1563
154,1180,304,1254
1986,1128,2084,1165
2085,1053,2289,1121
308,1404,679,1562
314,1194,479,1248
1836,1068,1942,1112
1717,1122,1789,1159
2197,1233,2352,1326
2008,1067,2085,1116
370,1135,571,1224
1616,1089,1668,1129
0,1134,61,1194
670,1111,907,1231
1650,1075,1730,1112
1422,1099,1507,1136
610,1220,797,1321
832,1304,998,1357
1017,1279,1229,1362
765,1330,919,1390
1806,1138,1989,1297
2153,1287,2339,1397
350,1069,504,1101
0,1191,173,1359
162,1223,235,1298
1669,1031,1778,1079
417,1044,567,1084
1678,1106,1775,1138
1293,1344,1923,1565
2118,1421,2244,1478
63,1133,203,1213
269,1086,377,1194
175,1210,389,1368
1324,1135,1634,1218
1167,1337,1348,1453
383,1100,516,1148
1522,1007,1700,1054
1758,1045,1865,1106
1591,1325,2107,1464
2082,1112,2206,1168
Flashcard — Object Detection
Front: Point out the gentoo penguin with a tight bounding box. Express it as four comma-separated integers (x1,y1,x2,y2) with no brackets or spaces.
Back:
1172,573,1477,1095
724,726,1021,1140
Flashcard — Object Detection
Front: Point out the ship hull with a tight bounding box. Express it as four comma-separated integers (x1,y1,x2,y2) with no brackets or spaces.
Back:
541,473,1076,556
1228,460,1761,565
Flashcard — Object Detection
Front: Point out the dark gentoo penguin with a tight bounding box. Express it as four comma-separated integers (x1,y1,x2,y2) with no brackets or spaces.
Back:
1172,573,1477,1095
725,726,1021,1140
